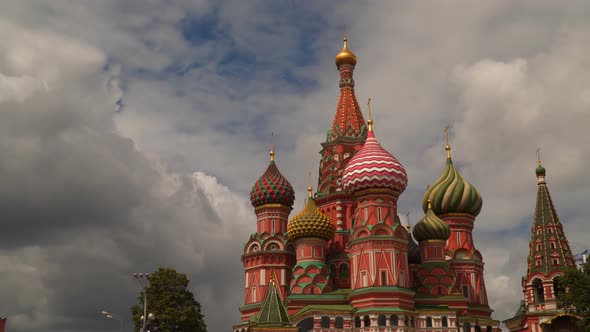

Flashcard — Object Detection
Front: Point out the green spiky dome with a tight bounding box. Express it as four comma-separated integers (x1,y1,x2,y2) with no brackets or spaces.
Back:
413,202,451,242
287,189,335,241
535,164,546,176
422,146,482,217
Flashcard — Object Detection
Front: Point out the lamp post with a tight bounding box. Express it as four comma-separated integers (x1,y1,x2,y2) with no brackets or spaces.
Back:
133,273,150,332
100,310,123,332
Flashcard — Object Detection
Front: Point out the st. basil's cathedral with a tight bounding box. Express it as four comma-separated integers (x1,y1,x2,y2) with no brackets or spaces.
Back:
232,39,579,332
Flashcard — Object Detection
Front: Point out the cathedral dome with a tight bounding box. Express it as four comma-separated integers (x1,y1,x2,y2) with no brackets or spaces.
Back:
413,201,451,242
250,151,295,208
342,120,407,194
335,37,357,67
422,145,482,217
287,188,335,241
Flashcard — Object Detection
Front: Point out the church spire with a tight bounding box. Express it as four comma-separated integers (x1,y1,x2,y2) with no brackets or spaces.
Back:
527,162,575,276
256,272,292,327
327,37,366,142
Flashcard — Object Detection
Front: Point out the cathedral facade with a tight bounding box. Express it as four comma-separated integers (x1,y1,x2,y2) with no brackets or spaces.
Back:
233,39,500,332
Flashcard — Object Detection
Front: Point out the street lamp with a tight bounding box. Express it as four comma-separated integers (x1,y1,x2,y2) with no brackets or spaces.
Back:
133,273,150,332
100,310,123,332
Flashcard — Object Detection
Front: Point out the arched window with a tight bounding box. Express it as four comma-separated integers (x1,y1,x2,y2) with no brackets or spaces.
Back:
404,316,409,327
335,317,344,328
411,316,415,327
550,242,555,249
378,314,386,326
320,316,330,328
464,322,471,332
426,316,433,327
363,315,370,327
553,258,559,265
533,278,545,303
354,316,361,328
390,314,399,326
442,316,448,327
297,317,314,332
475,324,482,332
486,325,493,332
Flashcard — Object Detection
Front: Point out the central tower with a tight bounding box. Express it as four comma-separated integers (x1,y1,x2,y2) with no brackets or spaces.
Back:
316,38,367,289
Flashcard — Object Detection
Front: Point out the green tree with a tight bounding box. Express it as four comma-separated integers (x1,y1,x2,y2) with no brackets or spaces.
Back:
557,262,590,331
131,268,207,332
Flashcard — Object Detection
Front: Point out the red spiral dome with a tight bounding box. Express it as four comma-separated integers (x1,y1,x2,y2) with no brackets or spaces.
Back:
342,122,407,194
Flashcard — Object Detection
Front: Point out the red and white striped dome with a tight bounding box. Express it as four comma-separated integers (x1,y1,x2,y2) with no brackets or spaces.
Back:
342,125,407,194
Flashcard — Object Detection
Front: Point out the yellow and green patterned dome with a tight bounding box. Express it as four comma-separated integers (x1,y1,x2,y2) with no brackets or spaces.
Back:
287,187,335,241
413,201,451,242
422,145,482,217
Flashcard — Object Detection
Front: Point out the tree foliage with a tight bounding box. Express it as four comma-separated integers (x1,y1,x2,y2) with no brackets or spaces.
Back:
131,268,207,332
557,262,590,330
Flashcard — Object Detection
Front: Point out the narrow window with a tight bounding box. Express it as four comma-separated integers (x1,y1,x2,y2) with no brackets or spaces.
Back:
363,315,370,327
378,207,382,222
553,258,558,265
271,219,275,234
381,270,387,286
335,317,344,328
457,232,462,245
442,316,448,327
537,244,542,251
354,317,361,328
426,317,433,327
362,272,368,287
364,208,368,220
390,315,399,326
321,316,330,328
550,243,555,249
252,286,257,302
463,285,469,298
533,278,545,303
378,314,386,326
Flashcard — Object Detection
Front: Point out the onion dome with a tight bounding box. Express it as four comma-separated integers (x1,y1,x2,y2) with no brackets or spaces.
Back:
413,200,451,242
536,163,546,177
422,145,482,217
287,187,335,241
250,150,295,208
342,118,408,193
335,37,357,67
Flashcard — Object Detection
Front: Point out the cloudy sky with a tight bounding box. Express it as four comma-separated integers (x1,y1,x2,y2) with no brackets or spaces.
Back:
1,1,589,331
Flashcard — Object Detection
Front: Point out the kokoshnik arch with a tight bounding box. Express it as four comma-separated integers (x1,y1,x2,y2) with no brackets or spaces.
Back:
234,38,504,332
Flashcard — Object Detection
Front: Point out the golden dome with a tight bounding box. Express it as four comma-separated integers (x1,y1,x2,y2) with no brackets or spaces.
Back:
335,37,357,67
287,187,335,241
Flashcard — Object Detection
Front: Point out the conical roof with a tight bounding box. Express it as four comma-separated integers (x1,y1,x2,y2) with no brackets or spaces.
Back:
526,163,575,276
422,145,482,217
287,188,335,241
413,201,451,242
250,152,295,208
256,272,292,327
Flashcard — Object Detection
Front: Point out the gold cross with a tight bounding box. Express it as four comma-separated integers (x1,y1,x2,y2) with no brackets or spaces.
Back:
367,97,372,121
444,125,451,146
536,147,542,164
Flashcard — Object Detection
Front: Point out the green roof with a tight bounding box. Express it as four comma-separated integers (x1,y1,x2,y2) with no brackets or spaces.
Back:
256,279,292,327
